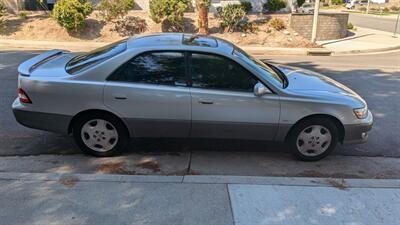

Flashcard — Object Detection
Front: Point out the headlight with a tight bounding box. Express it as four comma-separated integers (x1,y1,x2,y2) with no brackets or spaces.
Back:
353,106,368,119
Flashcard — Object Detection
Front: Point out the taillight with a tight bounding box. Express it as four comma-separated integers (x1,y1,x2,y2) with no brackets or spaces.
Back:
17,88,32,104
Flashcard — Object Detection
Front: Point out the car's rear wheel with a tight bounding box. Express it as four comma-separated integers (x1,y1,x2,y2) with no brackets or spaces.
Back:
288,117,339,161
72,113,128,156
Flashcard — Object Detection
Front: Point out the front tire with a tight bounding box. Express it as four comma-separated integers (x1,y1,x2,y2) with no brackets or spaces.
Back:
288,118,339,161
72,113,128,157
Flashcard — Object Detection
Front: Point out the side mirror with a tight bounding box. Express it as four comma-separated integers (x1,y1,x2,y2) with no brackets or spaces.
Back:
254,82,271,96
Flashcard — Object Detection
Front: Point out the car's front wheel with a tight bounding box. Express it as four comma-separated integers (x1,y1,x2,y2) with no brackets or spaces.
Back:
72,113,128,156
288,118,339,161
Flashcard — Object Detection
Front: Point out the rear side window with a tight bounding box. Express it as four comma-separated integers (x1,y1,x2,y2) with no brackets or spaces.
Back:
190,53,258,92
66,39,127,74
108,51,187,87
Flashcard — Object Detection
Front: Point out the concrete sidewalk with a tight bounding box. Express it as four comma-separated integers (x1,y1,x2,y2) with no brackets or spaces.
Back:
318,27,400,55
0,172,399,225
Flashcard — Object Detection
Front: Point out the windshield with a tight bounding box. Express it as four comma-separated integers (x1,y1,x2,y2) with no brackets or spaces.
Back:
232,47,286,88
66,39,127,74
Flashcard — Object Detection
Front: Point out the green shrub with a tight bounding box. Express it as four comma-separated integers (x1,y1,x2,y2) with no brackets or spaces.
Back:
297,0,305,7
97,0,134,21
240,1,252,13
268,18,285,30
149,0,188,31
51,0,93,31
18,11,28,19
383,7,390,13
217,4,246,32
0,3,6,27
113,16,147,35
331,0,342,5
347,22,354,30
264,0,287,12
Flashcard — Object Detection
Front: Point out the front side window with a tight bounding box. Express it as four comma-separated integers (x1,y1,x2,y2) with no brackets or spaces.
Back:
233,47,286,88
108,51,187,87
190,53,258,92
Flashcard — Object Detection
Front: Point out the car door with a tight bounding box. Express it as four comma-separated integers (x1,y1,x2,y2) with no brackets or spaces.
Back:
104,51,191,138
189,52,280,140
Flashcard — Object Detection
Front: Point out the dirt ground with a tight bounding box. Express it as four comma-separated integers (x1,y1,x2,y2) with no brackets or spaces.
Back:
0,11,319,48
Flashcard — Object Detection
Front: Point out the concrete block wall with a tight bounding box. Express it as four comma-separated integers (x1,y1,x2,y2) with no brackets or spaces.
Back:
289,13,349,41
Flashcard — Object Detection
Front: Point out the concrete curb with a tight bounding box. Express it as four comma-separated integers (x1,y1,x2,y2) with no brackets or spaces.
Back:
1,172,399,188
332,44,400,56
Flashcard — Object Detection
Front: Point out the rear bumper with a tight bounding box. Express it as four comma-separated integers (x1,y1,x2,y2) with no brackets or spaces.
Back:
343,110,373,145
12,99,71,134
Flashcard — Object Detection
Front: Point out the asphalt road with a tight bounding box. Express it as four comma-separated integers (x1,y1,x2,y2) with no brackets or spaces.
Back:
0,50,399,158
348,13,399,33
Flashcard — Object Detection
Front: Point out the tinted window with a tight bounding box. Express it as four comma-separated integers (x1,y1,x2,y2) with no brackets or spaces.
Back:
109,51,187,86
66,39,127,74
190,53,257,92
233,48,285,88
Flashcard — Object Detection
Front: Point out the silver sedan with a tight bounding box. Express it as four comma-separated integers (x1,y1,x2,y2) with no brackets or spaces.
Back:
12,33,373,161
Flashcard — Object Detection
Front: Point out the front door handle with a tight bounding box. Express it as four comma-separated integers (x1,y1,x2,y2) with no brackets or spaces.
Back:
198,99,214,104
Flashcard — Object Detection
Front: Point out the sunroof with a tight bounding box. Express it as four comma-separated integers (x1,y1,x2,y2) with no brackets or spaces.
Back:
182,34,218,48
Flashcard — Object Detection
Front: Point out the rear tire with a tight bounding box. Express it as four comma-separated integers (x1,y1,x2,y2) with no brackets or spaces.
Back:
288,117,339,161
72,112,128,157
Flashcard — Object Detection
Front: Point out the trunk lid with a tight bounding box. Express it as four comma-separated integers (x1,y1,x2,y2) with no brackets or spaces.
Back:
18,50,75,77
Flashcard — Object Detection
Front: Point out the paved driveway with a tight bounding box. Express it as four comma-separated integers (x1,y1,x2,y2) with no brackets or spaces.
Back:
0,50,399,157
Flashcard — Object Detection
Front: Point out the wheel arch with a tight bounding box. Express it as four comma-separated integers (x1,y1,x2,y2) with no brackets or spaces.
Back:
68,109,131,137
284,114,345,143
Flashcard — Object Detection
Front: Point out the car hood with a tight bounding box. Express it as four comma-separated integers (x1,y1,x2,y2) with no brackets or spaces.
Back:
276,65,366,107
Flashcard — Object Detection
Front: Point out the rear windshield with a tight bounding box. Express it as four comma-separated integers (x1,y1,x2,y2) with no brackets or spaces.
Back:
66,39,127,74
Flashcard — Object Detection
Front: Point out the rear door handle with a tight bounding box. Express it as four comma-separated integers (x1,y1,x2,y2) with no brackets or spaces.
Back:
113,94,127,100
198,99,214,104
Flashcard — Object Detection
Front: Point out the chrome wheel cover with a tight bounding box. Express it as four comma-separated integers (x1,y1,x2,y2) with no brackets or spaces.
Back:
296,125,332,157
81,119,118,152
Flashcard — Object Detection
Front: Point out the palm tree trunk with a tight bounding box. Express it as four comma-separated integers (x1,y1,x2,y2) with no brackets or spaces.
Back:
197,1,209,34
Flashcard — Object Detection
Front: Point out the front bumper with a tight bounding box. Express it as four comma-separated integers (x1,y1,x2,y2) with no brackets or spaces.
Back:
12,98,71,134
343,110,373,145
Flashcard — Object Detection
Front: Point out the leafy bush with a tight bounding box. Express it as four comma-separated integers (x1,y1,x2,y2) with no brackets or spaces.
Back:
18,11,28,19
383,7,390,13
150,0,188,31
268,18,285,31
97,0,134,21
390,6,399,12
51,0,93,31
0,3,6,27
113,16,147,35
217,4,246,32
347,22,354,30
264,0,286,12
297,0,305,7
240,1,252,13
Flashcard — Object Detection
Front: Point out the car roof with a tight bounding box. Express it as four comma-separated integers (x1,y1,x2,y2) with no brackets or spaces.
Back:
126,33,235,54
